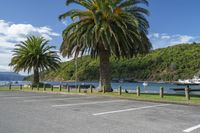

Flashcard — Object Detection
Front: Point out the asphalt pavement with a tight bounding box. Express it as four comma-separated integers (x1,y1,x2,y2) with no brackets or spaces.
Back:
0,91,199,133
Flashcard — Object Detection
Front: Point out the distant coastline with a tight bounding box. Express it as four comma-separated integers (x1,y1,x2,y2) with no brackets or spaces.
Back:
0,72,24,81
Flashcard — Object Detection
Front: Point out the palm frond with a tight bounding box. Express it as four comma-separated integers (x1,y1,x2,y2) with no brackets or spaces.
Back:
10,35,61,73
60,0,151,59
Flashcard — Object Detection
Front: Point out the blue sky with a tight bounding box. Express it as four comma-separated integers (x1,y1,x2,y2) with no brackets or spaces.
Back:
149,0,200,35
0,0,200,73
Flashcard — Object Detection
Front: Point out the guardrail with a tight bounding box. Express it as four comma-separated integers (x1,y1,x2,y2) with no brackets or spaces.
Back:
1,84,199,101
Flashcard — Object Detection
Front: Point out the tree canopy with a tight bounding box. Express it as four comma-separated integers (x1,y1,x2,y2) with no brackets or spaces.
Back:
10,36,61,84
59,0,152,58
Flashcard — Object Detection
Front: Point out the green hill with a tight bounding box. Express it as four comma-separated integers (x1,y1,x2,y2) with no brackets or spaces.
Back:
36,43,200,82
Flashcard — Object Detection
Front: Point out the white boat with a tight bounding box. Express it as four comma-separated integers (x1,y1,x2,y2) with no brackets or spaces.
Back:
192,76,200,84
143,82,148,86
177,76,200,85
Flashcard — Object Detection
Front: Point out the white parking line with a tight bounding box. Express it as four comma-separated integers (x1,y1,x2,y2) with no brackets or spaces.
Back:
52,100,127,107
0,95,56,99
0,95,14,97
23,96,97,102
93,104,170,116
183,124,200,132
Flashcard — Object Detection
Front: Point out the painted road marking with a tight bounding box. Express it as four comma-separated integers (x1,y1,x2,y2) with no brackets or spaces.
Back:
0,95,15,97
93,104,170,116
183,124,200,132
23,96,97,102
0,95,57,99
52,100,127,107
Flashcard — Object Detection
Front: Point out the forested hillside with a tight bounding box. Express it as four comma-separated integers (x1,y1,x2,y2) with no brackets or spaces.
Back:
32,43,200,81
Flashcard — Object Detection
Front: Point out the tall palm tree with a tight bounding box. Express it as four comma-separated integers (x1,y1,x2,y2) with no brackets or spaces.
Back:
10,36,61,85
59,0,152,92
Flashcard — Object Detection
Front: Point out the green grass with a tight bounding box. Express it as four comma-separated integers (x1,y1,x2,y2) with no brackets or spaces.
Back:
1,86,200,105
100,92,200,104
0,86,84,93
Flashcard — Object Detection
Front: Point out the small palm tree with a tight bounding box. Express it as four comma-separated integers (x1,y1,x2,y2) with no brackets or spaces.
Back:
59,0,152,91
10,36,61,85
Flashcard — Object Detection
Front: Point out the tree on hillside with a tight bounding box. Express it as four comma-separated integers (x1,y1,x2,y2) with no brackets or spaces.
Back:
10,36,61,85
59,0,152,91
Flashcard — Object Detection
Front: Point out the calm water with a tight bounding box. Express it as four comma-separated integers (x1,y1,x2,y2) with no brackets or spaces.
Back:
1,80,200,94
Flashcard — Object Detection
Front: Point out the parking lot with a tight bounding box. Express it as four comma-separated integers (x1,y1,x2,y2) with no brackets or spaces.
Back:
0,91,199,133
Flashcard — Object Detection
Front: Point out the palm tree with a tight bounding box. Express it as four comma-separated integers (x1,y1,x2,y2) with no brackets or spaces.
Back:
59,0,152,92
10,36,61,85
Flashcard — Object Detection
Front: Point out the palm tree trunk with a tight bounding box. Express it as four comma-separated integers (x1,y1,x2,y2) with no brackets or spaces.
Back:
33,68,39,85
99,48,112,92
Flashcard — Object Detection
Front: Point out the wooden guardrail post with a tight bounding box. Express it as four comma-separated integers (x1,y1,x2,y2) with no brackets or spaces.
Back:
9,84,11,90
37,84,39,91
43,84,46,91
103,85,105,93
51,85,53,91
136,86,140,96
90,85,93,93
59,84,62,91
185,87,190,100
78,85,81,93
119,86,122,95
67,85,70,92
160,87,164,98
20,85,22,90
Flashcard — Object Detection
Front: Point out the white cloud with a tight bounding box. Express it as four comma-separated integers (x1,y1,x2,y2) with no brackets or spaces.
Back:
161,35,170,39
0,20,59,42
179,35,194,43
149,33,200,49
0,19,60,74
0,65,11,72
152,33,159,38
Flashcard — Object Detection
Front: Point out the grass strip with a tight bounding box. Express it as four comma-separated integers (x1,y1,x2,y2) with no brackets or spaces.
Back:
0,86,200,105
